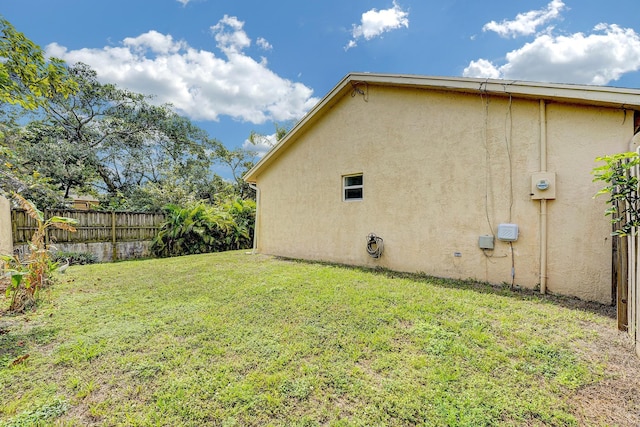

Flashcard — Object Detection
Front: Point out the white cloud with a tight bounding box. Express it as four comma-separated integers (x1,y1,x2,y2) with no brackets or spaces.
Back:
346,1,409,50
462,59,501,80
257,37,272,51
176,0,190,5
211,15,251,55
464,24,640,85
45,16,318,124
483,0,566,38
123,31,186,55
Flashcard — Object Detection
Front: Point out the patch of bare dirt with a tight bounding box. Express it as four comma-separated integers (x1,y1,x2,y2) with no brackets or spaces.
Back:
570,320,640,426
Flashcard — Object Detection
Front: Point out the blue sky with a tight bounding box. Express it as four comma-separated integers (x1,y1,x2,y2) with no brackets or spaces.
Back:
4,0,640,156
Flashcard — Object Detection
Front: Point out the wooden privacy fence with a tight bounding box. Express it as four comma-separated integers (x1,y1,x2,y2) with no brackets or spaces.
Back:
615,151,640,357
11,209,165,261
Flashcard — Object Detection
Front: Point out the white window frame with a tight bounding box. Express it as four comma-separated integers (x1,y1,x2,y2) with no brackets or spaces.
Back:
343,173,363,201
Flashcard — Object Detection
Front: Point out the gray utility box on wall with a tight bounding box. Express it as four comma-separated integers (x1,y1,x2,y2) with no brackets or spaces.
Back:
478,235,495,249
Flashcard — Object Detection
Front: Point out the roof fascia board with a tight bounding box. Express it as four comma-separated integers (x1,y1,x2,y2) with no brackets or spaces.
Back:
349,73,640,108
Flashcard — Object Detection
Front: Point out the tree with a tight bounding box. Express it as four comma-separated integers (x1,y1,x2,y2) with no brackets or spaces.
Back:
13,63,228,209
0,16,76,201
215,146,258,200
37,63,176,196
126,167,236,211
16,120,98,199
0,16,76,110
217,122,289,200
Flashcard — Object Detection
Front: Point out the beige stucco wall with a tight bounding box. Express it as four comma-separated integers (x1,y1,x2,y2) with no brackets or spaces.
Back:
253,85,631,303
0,194,12,256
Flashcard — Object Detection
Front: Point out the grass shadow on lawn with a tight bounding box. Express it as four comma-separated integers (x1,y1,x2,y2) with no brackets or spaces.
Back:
283,257,617,319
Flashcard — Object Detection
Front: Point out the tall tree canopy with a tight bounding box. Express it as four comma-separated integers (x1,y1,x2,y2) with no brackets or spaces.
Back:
0,17,76,110
0,16,259,211
0,16,77,202
12,63,235,210
218,123,289,199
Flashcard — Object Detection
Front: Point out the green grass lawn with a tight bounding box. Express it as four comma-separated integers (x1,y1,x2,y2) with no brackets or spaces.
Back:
0,251,629,426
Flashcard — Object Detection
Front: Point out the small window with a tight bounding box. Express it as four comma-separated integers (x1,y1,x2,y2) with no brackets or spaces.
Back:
343,174,363,201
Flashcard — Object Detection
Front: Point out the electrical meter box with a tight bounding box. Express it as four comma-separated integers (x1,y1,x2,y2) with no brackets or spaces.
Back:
530,172,556,200
497,223,519,242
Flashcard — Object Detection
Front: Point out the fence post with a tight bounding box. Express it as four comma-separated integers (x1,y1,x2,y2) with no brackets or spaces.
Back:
0,194,12,257
112,211,117,261
617,233,629,331
45,209,50,248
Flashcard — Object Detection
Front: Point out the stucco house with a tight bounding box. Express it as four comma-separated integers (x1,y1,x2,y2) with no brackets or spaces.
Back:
244,73,640,304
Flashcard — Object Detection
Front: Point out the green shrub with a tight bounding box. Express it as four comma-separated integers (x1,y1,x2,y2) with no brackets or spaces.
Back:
151,198,255,257
51,251,98,265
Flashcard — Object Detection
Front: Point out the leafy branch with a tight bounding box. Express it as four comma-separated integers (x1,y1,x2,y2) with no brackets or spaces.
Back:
592,151,640,237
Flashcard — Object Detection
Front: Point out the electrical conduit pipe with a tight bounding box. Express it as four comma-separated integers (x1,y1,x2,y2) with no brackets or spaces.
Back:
539,99,548,294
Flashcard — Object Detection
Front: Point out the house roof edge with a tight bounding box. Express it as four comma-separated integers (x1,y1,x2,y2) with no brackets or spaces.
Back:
244,73,355,183
244,72,640,183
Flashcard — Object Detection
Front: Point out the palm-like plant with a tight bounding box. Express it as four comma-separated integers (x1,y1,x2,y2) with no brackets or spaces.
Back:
221,198,255,249
151,199,256,257
1,193,77,312
151,204,186,257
